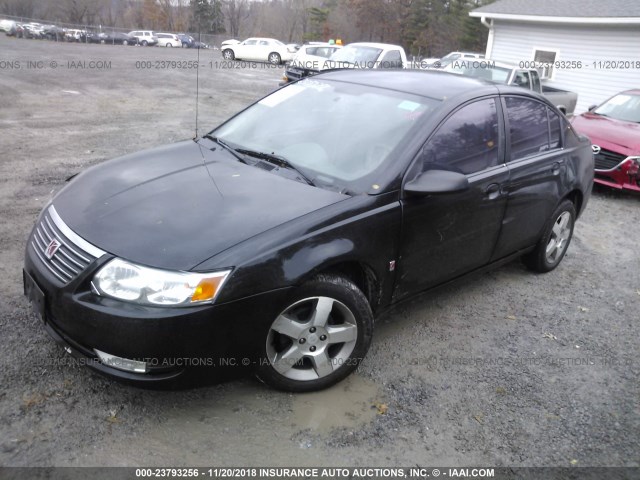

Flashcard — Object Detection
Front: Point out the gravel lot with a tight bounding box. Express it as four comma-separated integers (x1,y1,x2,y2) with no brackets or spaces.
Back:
0,36,638,468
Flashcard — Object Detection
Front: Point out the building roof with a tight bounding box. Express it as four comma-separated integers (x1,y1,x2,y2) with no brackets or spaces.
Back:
470,0,640,23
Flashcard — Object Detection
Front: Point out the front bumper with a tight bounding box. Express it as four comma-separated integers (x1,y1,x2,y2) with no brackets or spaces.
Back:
594,157,640,193
23,215,293,388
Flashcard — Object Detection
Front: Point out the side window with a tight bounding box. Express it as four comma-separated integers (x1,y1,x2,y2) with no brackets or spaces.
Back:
244,39,257,46
421,98,500,175
513,71,531,89
506,97,550,160
548,107,561,149
380,50,402,69
259,40,269,46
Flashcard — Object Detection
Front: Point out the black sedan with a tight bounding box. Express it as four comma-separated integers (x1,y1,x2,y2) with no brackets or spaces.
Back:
23,70,594,392
97,32,137,45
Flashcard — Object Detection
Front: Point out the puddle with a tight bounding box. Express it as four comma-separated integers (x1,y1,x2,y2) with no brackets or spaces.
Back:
291,374,382,433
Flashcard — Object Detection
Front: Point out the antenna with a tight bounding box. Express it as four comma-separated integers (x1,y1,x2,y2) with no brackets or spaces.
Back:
194,28,201,140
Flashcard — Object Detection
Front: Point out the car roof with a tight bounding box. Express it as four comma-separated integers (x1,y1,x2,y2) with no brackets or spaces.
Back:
345,42,403,49
315,69,500,101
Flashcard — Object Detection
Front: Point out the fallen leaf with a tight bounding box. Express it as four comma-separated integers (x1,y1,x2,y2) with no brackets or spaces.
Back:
506,315,517,320
578,306,589,312
22,393,46,409
107,409,121,423
570,459,578,465
372,402,388,415
543,332,557,340
473,413,484,424
496,387,506,395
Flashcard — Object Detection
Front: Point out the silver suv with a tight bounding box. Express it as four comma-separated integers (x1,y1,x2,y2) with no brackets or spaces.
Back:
128,30,158,46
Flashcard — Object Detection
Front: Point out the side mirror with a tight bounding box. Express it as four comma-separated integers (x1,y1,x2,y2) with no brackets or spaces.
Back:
404,169,469,196
587,105,597,112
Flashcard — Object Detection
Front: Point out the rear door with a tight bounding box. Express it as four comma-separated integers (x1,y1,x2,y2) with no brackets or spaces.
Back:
491,95,566,259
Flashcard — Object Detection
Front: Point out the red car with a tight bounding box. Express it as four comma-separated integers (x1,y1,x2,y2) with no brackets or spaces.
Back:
572,90,640,192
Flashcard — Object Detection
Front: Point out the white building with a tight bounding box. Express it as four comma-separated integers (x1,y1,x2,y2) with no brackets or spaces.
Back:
470,0,640,113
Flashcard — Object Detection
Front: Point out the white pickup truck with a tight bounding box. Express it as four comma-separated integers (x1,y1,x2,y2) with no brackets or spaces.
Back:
445,60,578,115
283,42,408,84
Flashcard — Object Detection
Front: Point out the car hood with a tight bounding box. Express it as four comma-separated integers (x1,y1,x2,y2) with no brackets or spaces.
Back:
572,113,640,155
53,140,347,271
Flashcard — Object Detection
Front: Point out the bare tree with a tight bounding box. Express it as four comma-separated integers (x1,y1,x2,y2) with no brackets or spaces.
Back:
223,0,248,38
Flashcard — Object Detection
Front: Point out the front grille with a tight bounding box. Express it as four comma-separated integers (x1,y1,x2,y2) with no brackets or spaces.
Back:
594,148,627,171
30,205,105,284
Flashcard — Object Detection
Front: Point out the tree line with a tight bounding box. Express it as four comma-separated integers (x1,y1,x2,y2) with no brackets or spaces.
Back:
0,0,495,57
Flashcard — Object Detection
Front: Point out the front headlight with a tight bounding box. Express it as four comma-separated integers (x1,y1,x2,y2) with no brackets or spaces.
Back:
93,258,231,307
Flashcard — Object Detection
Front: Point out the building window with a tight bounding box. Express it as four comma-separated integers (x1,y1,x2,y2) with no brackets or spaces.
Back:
533,49,557,79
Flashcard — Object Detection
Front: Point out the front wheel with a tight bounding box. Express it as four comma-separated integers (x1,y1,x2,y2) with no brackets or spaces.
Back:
268,52,281,64
222,49,234,60
522,199,576,273
141,40,148,46
257,274,373,392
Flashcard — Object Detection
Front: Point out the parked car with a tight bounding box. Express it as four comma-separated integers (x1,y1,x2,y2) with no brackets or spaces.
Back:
0,19,16,32
99,32,138,46
43,25,67,41
571,90,640,193
282,42,407,84
445,60,578,115
156,32,181,47
65,29,87,42
328,42,408,69
221,37,296,64
427,51,485,69
177,33,195,48
21,23,44,39
23,70,593,392
128,30,157,46
6,23,24,37
283,42,343,83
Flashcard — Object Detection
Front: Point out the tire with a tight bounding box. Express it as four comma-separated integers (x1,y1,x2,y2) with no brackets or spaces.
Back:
100,39,105,44
166,43,172,47
123,40,128,46
257,274,374,392
222,49,234,60
268,52,281,65
522,199,576,273
141,40,148,46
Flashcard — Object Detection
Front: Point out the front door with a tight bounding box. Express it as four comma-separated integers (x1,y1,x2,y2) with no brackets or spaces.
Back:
395,97,509,299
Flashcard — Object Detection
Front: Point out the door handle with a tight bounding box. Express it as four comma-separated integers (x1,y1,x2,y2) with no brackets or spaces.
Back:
484,183,501,200
551,162,561,174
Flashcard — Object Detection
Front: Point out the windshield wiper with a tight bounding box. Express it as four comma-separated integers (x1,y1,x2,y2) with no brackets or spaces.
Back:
202,134,249,164
235,148,315,186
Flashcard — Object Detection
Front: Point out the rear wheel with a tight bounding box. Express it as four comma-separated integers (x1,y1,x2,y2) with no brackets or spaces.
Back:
257,274,373,392
522,199,576,273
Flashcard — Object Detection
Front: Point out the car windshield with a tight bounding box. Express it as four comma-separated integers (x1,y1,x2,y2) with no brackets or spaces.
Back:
594,93,640,123
210,78,440,193
330,46,383,66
